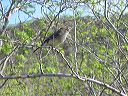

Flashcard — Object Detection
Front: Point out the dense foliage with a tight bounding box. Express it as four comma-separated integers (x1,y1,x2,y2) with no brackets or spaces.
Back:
0,0,128,96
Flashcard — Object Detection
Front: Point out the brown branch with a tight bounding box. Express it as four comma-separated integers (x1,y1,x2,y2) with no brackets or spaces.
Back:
0,45,126,95
0,73,126,96
2,0,14,30
84,77,126,96
117,3,128,22
104,0,128,44
52,47,126,96
51,47,78,76
0,45,19,76
0,79,8,89
1,0,21,35
0,73,72,79
0,1,4,17
33,5,67,53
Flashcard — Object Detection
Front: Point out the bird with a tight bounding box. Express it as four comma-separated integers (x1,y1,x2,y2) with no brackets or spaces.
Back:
33,27,71,52
42,27,70,46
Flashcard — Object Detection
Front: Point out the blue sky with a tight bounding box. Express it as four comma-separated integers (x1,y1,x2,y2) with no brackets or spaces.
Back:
1,0,45,25
1,0,128,25
9,3,43,25
9,4,42,24
1,0,92,25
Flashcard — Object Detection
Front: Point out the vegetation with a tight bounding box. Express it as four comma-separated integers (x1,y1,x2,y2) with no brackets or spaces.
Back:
0,0,128,96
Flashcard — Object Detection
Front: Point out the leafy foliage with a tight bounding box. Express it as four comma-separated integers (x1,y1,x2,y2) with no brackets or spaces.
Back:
0,0,128,96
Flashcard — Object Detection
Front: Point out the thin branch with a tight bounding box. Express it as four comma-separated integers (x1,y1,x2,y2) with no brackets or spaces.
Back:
117,3,128,22
52,47,77,76
0,45,19,76
84,77,126,96
20,9,40,20
0,73,72,79
104,0,128,44
50,47,126,96
45,4,66,33
33,5,67,52
2,0,14,30
68,37,105,63
0,79,8,89
73,6,78,75
0,73,126,96
0,46,126,96
0,1,4,16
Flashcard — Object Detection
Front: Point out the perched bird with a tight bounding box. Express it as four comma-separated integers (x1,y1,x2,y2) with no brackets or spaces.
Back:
33,27,71,52
42,27,70,46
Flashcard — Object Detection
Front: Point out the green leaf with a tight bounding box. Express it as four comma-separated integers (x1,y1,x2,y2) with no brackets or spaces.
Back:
46,67,56,73
0,35,9,40
16,54,26,61
15,31,30,42
122,44,128,51
2,43,13,54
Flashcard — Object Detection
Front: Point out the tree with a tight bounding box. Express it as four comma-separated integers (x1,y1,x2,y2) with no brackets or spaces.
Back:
0,0,128,96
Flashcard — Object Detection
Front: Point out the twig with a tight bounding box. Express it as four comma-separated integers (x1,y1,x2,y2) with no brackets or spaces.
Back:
0,73,126,96
0,45,19,76
104,0,128,44
0,79,8,89
117,3,128,22
73,6,78,75
0,73,72,79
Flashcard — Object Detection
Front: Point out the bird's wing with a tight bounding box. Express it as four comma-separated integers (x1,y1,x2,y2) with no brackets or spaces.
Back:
41,29,61,46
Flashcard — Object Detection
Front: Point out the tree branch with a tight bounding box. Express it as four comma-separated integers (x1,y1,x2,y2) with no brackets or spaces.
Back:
0,73,126,96
0,45,19,76
104,0,128,44
0,73,72,79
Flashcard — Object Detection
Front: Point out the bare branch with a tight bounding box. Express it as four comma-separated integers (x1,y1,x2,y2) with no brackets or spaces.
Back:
0,79,8,89
73,6,78,75
117,3,128,22
0,45,19,76
0,72,126,96
104,0,128,44
0,73,72,79
0,1,4,17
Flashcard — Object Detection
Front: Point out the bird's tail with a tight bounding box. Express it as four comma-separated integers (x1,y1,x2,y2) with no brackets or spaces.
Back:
33,41,46,53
